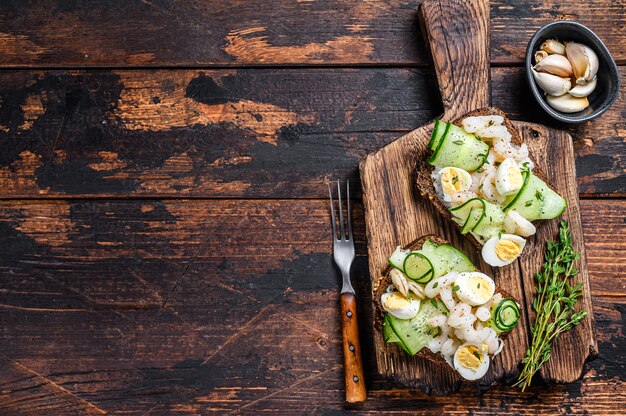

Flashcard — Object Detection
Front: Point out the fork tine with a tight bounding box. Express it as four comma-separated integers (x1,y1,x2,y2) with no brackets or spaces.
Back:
337,181,345,240
328,182,337,241
346,181,353,241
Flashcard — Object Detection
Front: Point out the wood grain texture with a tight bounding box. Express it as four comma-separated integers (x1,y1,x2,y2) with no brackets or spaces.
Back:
0,67,622,199
0,1,624,67
420,0,490,118
340,293,367,402
0,0,624,413
360,0,595,392
514,123,597,382
0,198,622,414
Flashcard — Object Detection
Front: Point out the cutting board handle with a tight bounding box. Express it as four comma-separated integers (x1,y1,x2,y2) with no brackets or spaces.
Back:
419,0,490,120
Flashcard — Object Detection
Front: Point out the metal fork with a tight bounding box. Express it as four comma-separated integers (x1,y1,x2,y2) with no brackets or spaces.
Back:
329,181,366,403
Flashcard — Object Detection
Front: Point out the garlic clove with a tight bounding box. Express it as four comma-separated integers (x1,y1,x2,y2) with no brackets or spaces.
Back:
531,69,571,96
534,54,573,77
565,42,599,85
540,39,566,55
546,94,589,113
389,268,410,298
568,77,598,97
535,50,549,63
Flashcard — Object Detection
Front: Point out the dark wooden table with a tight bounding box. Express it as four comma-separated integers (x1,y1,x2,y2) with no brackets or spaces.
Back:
0,1,624,415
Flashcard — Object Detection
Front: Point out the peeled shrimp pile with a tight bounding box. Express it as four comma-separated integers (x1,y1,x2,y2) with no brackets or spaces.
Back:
421,272,505,366
433,115,534,207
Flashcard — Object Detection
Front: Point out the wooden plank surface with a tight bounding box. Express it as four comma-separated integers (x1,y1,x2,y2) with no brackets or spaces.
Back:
0,0,624,413
360,116,598,390
0,67,623,199
0,1,625,67
0,198,622,414
361,0,594,390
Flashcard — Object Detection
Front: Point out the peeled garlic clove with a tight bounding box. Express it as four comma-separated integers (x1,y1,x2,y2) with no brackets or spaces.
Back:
535,50,549,63
407,281,425,299
568,77,597,97
546,94,589,113
389,268,409,297
565,42,599,85
534,54,573,77
541,39,566,55
531,69,571,96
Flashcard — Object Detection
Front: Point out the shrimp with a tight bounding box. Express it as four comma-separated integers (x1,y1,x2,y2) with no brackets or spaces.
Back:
461,115,504,133
427,314,448,328
485,330,500,354
450,191,478,207
425,272,459,298
440,287,457,311
476,125,512,143
494,139,529,161
487,149,504,165
469,172,483,193
447,303,477,329
475,306,492,322
428,335,448,354
479,169,506,204
504,210,537,237
494,339,505,356
454,326,482,343
441,338,459,356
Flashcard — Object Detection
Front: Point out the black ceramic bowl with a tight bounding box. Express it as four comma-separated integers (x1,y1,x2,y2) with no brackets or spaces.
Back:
525,21,620,123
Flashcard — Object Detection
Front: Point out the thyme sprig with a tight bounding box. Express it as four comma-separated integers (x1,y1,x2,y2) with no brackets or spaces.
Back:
513,221,587,391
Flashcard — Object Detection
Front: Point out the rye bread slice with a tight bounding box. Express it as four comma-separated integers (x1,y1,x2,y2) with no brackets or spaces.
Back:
373,235,516,375
415,107,558,250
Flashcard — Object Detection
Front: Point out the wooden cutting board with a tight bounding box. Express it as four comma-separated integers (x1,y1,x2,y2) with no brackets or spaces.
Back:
359,0,597,394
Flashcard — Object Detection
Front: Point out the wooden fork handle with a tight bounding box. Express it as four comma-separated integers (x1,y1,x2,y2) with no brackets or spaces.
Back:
340,293,366,403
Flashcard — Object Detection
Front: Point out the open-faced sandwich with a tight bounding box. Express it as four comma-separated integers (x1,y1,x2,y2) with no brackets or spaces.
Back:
374,236,521,381
415,108,566,267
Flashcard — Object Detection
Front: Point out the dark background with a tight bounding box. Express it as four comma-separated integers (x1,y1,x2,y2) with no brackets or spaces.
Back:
0,1,623,414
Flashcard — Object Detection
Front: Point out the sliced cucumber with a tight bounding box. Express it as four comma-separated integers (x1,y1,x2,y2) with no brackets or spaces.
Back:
538,187,567,219
504,172,566,220
451,198,484,225
462,207,484,234
434,244,476,274
383,314,412,354
388,246,410,271
485,298,520,333
386,301,444,355
472,199,505,239
493,299,521,332
421,239,439,253
427,124,489,172
403,252,433,281
428,119,449,151
383,314,401,343
450,198,503,240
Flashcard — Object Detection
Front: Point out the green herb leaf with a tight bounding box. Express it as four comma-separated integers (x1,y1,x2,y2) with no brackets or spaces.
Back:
525,200,533,207
453,140,464,145
430,299,438,308
433,282,439,288
514,221,586,392
473,350,482,359
453,285,460,291
535,190,544,201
